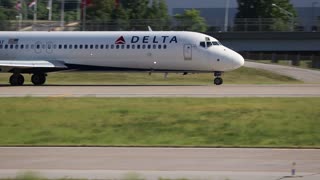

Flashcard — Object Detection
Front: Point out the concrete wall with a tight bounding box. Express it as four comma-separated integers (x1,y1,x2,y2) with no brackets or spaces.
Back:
210,32,320,52
208,32,320,68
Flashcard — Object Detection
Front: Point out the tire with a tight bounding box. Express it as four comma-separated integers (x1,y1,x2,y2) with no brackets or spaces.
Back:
31,73,46,86
214,77,223,85
9,74,24,86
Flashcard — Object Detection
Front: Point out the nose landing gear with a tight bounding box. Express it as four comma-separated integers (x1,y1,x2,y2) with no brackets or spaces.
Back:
213,71,223,85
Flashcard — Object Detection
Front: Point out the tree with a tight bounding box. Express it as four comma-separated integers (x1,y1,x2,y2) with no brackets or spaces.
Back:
119,0,149,30
121,0,149,19
110,4,129,30
85,0,116,30
236,0,297,31
86,0,115,21
0,7,9,30
174,9,207,32
143,0,170,30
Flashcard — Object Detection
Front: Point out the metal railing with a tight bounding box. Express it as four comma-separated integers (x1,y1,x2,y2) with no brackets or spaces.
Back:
0,18,319,32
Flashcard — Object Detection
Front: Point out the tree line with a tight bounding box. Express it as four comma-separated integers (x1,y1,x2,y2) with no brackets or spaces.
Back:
0,0,296,32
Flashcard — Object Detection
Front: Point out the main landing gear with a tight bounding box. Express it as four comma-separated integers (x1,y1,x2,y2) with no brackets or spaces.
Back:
31,73,47,86
213,71,223,85
9,73,47,86
9,73,24,86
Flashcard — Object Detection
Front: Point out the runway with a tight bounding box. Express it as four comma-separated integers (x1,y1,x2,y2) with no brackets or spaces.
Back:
0,84,319,97
0,147,319,180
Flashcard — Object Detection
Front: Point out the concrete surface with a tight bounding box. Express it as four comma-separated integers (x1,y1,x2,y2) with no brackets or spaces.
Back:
244,61,320,83
0,84,319,97
0,147,319,180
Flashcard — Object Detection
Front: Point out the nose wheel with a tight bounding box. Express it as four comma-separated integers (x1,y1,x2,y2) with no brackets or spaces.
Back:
213,71,223,85
214,77,223,85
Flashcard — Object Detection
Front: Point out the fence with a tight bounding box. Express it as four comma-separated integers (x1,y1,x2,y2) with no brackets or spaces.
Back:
0,18,319,32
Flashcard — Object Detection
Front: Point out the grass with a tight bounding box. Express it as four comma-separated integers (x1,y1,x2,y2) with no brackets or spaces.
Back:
254,60,319,71
0,97,319,147
0,171,86,180
0,67,300,85
0,171,190,180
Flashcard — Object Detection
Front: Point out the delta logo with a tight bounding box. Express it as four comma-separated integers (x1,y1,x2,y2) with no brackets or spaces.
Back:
115,36,126,44
115,35,178,44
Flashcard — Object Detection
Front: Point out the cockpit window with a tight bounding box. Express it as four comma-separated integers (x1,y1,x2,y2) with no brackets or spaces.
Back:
206,42,213,47
200,41,206,48
212,41,219,45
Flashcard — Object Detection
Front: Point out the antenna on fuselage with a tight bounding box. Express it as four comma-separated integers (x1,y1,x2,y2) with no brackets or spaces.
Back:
147,26,152,31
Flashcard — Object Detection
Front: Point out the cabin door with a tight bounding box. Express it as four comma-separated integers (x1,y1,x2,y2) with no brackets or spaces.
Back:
183,44,192,60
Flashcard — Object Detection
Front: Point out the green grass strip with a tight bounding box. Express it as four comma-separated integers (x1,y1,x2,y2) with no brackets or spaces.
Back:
0,97,319,147
0,67,300,85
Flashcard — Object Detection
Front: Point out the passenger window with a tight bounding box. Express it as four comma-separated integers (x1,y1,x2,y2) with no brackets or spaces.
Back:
95,45,99,49
200,42,206,48
31,44,34,49
53,44,57,49
127,45,130,49
79,45,83,49
158,45,161,49
121,45,125,49
59,45,62,49
20,44,24,49
74,45,78,49
100,45,104,49
137,45,141,49
26,44,29,49
85,44,88,49
42,44,45,49
163,45,167,49
90,45,93,49
111,45,114,49
36,45,40,49
105,45,109,49
0,45,2,49
147,45,151,49
132,45,135,49
64,45,67,49
69,45,73,49
142,45,146,49
48,44,51,49
116,45,120,49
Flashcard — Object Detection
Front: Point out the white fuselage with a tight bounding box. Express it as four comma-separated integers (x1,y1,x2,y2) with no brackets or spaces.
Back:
0,31,244,73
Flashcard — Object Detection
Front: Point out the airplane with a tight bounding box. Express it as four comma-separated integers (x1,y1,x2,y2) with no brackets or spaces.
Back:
0,31,244,86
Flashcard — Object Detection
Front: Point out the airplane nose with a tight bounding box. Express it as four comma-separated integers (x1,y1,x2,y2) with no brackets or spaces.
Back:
212,48,245,71
228,51,244,70
235,53,245,68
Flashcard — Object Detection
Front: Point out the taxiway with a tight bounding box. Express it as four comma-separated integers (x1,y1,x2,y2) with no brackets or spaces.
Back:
0,84,319,97
0,147,319,180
